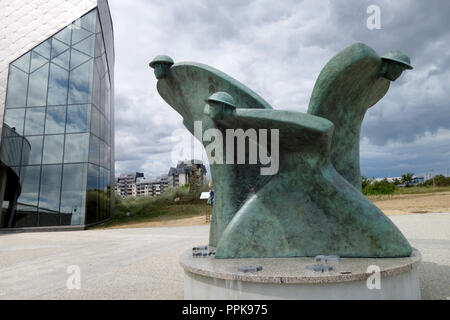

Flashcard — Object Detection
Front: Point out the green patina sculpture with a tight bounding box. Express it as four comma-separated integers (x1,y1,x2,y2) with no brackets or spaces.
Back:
149,43,414,259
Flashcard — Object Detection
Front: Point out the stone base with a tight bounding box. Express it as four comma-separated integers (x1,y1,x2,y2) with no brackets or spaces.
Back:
180,249,421,300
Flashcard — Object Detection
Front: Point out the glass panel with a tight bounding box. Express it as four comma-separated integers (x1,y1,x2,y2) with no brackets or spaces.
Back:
33,39,51,59
60,163,87,226
68,59,93,104
12,52,31,73
38,164,62,226
23,135,43,165
30,51,48,73
86,163,99,224
45,106,66,134
88,134,100,165
24,107,45,135
90,105,100,137
51,38,69,59
3,108,25,135
17,166,40,208
66,104,90,133
52,50,70,71
64,133,89,163
75,10,97,33
5,66,28,108
47,63,69,105
71,25,92,45
100,141,105,167
92,64,100,107
13,166,41,227
72,35,95,57
70,48,91,70
27,63,49,106
42,135,64,164
54,27,71,45
106,146,111,169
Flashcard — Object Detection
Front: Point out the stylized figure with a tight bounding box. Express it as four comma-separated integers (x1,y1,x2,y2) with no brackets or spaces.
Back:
149,43,413,258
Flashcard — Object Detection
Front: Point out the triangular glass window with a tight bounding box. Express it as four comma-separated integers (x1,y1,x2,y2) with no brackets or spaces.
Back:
70,48,91,70
52,50,70,70
30,51,48,73
53,27,72,45
51,38,69,59
72,35,95,57
12,52,31,73
33,39,51,60
27,63,49,107
71,25,92,45
74,10,97,33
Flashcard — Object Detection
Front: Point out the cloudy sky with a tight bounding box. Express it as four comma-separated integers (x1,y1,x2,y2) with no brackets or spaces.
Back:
108,0,450,180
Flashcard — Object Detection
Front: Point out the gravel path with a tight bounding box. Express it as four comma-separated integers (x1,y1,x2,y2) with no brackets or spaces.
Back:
0,213,448,300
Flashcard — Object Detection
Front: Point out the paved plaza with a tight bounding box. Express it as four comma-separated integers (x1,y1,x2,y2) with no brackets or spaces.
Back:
0,213,449,300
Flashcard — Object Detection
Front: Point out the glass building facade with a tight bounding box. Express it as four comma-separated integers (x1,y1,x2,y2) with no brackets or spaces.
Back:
0,8,114,229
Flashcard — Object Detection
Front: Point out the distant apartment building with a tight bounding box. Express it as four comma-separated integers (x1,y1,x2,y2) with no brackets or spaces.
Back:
115,172,143,197
115,172,169,197
115,160,207,198
167,160,207,189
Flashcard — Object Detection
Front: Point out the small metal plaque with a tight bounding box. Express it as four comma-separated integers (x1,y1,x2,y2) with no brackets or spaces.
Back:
306,264,333,272
315,255,341,263
238,266,263,273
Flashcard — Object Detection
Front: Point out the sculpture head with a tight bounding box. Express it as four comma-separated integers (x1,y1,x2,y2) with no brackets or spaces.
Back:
149,55,174,79
204,92,236,121
381,50,413,81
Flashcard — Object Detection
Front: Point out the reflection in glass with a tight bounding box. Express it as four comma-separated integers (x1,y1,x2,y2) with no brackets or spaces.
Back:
73,35,95,57
51,38,69,59
3,108,25,135
64,133,89,163
86,163,99,225
54,27,71,45
12,52,30,73
89,134,100,165
42,135,64,164
23,136,43,165
66,104,90,133
18,166,41,207
52,50,71,71
75,10,97,33
30,51,48,73
33,39,51,60
24,107,45,135
71,26,92,45
5,66,28,108
70,48,91,70
90,106,100,137
27,63,49,106
68,59,93,104
45,106,66,134
60,164,87,226
47,63,69,105
38,165,62,226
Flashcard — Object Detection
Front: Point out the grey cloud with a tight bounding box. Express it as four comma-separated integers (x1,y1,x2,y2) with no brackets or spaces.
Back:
109,0,450,178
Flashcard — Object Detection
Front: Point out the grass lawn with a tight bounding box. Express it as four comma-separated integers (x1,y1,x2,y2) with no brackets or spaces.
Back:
90,186,211,229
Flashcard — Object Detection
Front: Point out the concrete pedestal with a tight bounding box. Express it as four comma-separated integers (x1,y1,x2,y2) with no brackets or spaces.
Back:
180,249,421,300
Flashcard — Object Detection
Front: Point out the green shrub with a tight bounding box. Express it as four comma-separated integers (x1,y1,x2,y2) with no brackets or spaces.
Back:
362,178,396,195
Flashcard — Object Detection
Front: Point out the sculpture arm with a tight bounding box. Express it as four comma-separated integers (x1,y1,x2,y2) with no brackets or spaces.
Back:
214,109,334,154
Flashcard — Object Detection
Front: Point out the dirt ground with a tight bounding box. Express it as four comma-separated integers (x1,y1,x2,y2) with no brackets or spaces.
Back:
107,192,450,229
371,191,450,215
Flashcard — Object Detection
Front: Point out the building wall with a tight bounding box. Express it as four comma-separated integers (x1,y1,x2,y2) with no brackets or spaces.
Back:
0,0,99,139
0,2,114,228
